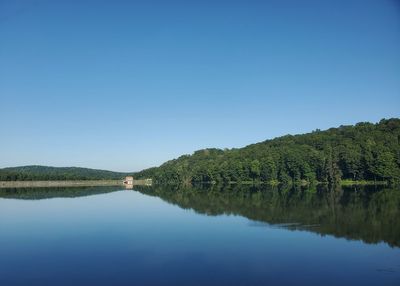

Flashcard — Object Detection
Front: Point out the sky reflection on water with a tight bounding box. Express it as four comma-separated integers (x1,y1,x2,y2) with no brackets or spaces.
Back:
0,187,399,286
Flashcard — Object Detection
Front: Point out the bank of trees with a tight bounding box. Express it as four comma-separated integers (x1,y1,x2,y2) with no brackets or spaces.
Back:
134,118,400,184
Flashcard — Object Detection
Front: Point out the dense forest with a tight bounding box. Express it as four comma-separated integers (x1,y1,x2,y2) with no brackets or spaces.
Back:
134,118,400,185
0,166,127,181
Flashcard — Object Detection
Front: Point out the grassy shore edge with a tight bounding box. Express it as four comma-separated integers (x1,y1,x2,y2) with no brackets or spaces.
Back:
0,180,150,188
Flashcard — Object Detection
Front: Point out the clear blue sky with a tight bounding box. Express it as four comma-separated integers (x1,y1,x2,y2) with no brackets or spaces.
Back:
1,0,399,172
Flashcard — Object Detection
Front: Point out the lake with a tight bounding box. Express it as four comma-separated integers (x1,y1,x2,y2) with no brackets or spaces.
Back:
0,185,399,285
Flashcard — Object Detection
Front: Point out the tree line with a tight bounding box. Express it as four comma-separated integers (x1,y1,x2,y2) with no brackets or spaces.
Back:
0,166,127,181
134,118,400,185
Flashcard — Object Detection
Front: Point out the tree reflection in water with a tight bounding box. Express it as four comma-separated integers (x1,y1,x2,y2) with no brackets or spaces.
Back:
136,184,400,248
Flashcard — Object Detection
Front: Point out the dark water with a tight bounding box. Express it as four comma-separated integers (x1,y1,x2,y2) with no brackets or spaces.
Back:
0,185,399,286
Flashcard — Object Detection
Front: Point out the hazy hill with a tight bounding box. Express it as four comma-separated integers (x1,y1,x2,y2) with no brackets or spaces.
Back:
0,165,128,181
134,118,400,184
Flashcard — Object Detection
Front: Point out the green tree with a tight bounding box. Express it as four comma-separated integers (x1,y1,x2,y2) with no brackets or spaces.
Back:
250,160,261,181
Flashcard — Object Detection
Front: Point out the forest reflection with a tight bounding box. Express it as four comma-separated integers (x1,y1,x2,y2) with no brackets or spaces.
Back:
136,184,400,248
1,184,399,248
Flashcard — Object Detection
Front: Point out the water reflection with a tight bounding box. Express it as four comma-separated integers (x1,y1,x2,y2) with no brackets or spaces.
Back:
1,184,399,247
0,186,120,200
134,184,400,248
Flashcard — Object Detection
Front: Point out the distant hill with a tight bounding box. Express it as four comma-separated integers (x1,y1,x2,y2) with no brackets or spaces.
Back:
134,118,400,184
0,166,128,181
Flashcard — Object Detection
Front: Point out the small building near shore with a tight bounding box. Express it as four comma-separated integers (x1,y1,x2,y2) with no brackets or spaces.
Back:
124,176,134,186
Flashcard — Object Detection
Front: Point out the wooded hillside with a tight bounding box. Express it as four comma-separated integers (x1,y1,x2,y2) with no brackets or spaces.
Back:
134,118,400,184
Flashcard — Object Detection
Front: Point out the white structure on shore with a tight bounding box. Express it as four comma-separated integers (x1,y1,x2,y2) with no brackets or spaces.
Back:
124,176,134,186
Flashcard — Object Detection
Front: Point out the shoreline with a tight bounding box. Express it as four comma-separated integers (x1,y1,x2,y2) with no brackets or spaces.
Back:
0,179,388,189
0,180,151,188
190,180,388,186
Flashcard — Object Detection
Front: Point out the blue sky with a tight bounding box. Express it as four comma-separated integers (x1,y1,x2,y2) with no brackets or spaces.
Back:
1,0,399,172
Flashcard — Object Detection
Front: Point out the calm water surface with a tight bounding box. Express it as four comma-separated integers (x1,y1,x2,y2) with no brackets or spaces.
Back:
0,186,399,285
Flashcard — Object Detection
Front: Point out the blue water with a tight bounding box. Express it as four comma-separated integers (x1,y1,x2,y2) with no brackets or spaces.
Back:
0,188,399,285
